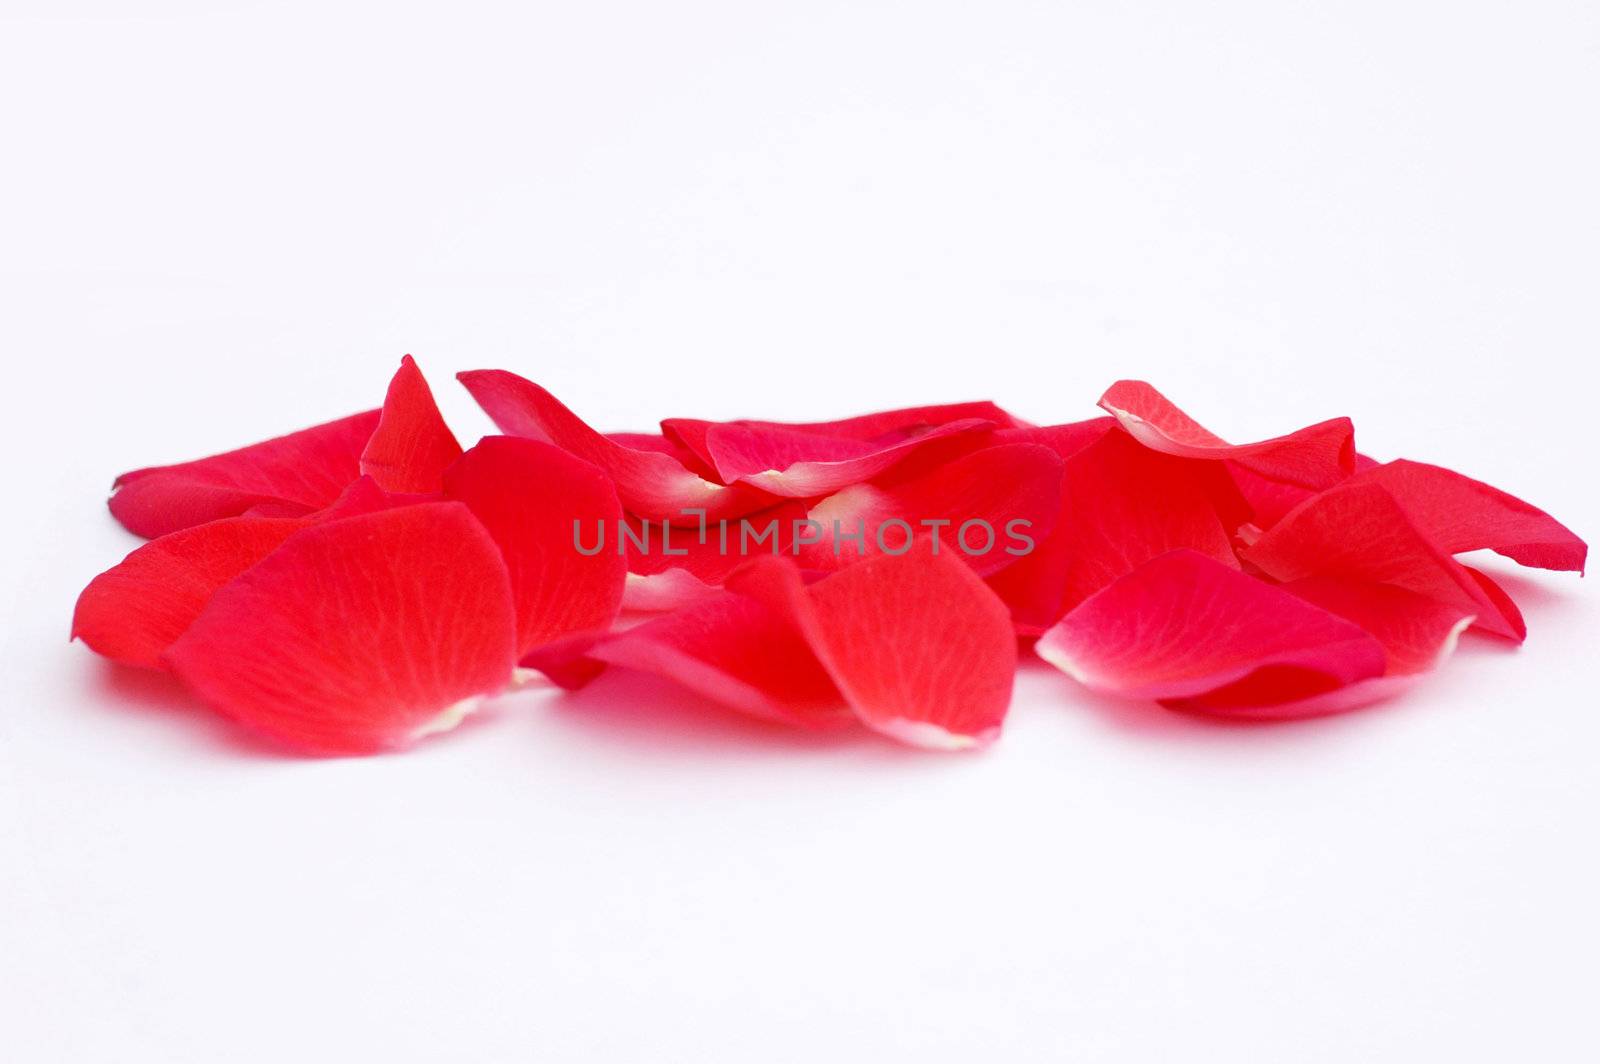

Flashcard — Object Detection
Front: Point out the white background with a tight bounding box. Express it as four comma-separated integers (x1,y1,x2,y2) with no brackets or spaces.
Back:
2,2,1597,1061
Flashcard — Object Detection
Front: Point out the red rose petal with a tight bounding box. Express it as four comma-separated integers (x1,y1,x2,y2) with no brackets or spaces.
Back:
1344,459,1587,573
1099,380,1355,489
698,418,995,498
603,431,723,480
1057,428,1242,615
164,503,517,754
358,355,463,494
1282,576,1476,675
1165,562,1470,720
622,501,810,610
72,516,310,670
517,629,612,690
730,545,1017,749
980,419,1116,632
311,474,431,521
1224,460,1318,529
110,409,380,539
457,370,776,521
1462,564,1527,641
661,400,1026,470
1036,549,1387,704
785,400,1026,438
621,568,724,612
1243,482,1526,640
992,417,1116,460
796,442,1063,575
590,592,850,729
441,437,626,659
1161,671,1417,719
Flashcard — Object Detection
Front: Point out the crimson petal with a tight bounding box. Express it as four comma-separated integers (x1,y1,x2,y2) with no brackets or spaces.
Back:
699,418,995,498
590,592,850,728
1343,459,1586,573
604,431,723,480
165,503,517,754
1057,428,1242,616
1099,380,1355,489
1163,569,1475,720
1282,576,1476,675
457,370,776,521
110,409,379,538
797,443,1063,575
441,437,626,659
1243,482,1526,640
730,545,1016,749
992,417,1115,460
981,419,1116,632
623,501,810,610
1036,550,1387,705
72,516,310,670
663,400,1025,469
359,355,463,493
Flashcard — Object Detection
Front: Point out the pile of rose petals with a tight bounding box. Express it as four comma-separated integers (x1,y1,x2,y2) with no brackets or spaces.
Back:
73,359,1587,755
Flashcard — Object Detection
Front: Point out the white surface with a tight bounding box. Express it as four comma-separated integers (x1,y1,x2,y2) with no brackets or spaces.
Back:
3,3,1597,1061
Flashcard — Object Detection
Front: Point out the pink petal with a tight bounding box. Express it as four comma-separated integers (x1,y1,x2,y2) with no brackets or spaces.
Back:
441,436,626,659
1099,380,1355,489
1243,482,1526,640
165,503,518,755
730,545,1017,749
796,442,1063,575
457,370,776,521
1036,550,1387,703
72,516,310,670
1343,459,1586,573
110,409,379,538
358,355,463,493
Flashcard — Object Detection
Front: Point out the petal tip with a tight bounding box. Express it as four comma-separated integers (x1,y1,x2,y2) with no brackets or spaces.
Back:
874,717,996,751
